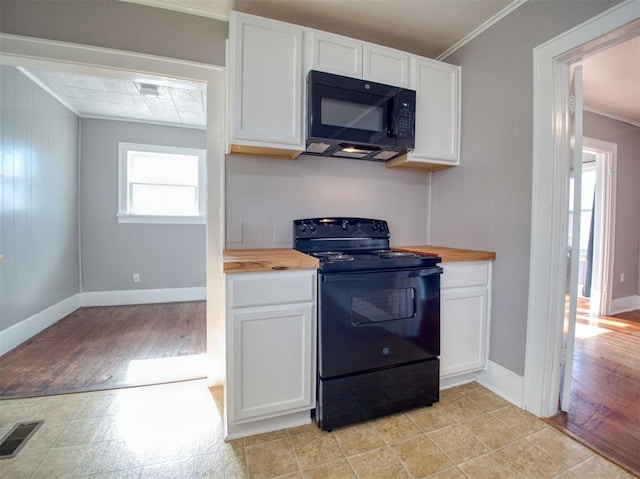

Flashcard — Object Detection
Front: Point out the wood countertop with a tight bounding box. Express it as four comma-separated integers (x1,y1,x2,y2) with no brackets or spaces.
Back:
223,246,494,273
223,248,319,273
393,245,496,262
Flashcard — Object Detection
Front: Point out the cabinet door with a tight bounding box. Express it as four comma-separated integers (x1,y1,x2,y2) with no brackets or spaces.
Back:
440,286,488,378
363,44,410,88
229,304,315,421
310,30,363,78
411,58,460,164
229,13,304,148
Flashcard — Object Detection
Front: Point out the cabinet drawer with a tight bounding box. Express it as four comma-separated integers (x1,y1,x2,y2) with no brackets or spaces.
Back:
228,270,315,307
441,262,490,289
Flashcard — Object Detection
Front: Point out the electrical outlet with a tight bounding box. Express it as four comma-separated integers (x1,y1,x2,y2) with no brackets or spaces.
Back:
133,273,141,283
620,273,625,283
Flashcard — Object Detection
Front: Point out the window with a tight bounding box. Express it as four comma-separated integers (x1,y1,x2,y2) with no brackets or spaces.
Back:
118,143,206,224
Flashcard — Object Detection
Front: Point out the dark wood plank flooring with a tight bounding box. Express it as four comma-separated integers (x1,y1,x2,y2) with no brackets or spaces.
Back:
0,301,206,399
547,301,640,476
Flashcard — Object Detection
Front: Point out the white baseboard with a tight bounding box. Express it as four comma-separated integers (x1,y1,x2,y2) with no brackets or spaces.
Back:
81,287,206,307
476,360,524,408
610,294,640,315
0,288,207,355
0,294,82,356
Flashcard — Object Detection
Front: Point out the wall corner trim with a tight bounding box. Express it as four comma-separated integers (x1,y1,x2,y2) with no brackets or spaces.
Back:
476,360,525,410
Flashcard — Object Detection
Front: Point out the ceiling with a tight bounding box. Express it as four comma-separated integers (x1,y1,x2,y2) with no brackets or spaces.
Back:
20,0,640,128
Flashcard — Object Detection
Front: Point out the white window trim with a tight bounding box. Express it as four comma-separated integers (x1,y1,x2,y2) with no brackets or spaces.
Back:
117,142,206,224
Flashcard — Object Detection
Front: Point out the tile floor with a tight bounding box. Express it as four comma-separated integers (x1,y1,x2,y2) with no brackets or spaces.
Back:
0,380,635,478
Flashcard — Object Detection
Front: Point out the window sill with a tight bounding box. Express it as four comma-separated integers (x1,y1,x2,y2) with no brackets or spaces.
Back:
117,214,206,225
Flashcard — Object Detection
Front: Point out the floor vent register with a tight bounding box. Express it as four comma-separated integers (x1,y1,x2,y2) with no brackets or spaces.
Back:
0,421,44,459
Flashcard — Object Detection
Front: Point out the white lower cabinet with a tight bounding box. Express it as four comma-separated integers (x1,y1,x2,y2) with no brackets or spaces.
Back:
440,261,492,385
224,270,316,439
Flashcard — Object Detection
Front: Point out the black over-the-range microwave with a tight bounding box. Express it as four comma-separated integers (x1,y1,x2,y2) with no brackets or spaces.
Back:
305,70,416,162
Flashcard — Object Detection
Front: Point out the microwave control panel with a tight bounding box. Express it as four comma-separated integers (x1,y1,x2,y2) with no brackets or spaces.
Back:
395,90,416,143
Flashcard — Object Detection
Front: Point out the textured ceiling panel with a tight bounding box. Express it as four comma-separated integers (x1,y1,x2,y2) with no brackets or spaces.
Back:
23,67,207,128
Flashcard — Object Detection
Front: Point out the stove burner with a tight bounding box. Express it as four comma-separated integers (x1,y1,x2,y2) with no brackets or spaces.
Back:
378,251,419,259
327,254,355,262
313,251,344,257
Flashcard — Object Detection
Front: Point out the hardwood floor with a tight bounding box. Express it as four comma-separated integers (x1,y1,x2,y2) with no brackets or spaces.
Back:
547,300,640,476
0,301,206,399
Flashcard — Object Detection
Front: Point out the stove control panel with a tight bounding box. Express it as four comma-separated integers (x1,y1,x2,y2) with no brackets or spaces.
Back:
293,217,390,240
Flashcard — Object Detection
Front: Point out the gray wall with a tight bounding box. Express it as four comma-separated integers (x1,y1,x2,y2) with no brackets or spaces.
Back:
225,155,430,248
434,0,620,376
0,0,227,66
80,118,206,291
0,65,80,333
584,111,640,300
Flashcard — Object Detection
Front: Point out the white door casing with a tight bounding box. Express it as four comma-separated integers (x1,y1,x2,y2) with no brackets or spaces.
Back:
525,0,639,418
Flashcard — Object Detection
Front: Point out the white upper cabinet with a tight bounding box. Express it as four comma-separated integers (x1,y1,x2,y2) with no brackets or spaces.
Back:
228,12,304,157
227,12,460,168
309,30,363,78
387,57,461,171
308,30,410,88
363,44,410,88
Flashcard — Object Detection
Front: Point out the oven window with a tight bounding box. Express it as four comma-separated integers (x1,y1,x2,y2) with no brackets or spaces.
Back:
321,98,384,132
351,288,415,324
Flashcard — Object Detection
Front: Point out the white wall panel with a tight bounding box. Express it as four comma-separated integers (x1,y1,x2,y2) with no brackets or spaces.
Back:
0,65,80,335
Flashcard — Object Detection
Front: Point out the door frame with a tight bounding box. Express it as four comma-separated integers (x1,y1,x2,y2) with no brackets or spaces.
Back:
0,33,227,386
523,0,639,418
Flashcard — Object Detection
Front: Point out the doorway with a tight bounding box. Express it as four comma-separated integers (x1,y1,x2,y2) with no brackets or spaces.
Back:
0,34,227,390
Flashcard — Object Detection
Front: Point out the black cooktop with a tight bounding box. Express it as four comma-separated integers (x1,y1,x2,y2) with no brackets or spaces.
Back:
293,217,440,272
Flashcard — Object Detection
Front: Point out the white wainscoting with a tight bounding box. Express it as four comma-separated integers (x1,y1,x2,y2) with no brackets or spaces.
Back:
0,288,207,355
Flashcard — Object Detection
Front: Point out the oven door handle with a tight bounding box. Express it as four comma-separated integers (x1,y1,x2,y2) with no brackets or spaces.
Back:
322,267,442,282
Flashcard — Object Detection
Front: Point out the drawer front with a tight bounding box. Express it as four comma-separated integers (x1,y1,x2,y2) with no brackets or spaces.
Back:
441,262,490,289
228,270,316,308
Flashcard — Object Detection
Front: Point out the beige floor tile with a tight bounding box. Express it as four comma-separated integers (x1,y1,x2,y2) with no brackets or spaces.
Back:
287,422,319,437
437,394,485,423
0,446,47,479
569,455,637,479
195,447,247,479
460,414,520,450
495,439,567,479
348,447,411,479
30,443,97,479
85,468,144,479
428,424,491,464
426,466,470,479
526,427,593,468
391,434,454,477
245,437,298,479
244,429,288,446
18,418,67,452
140,457,195,478
407,405,457,433
371,413,422,444
332,422,385,456
461,386,511,412
301,458,356,478
56,416,116,447
85,438,147,476
289,429,344,469
458,452,523,479
491,406,546,437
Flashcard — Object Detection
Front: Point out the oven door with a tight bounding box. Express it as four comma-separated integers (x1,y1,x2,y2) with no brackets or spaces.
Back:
318,266,441,379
